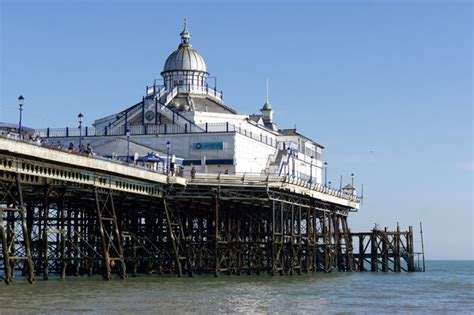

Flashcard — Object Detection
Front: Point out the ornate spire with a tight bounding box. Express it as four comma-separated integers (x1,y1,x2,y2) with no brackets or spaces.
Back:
180,18,191,46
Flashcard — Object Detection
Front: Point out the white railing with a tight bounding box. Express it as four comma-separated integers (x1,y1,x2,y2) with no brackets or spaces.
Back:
35,123,278,147
191,173,361,203
164,86,178,105
188,173,361,203
149,84,223,101
100,104,143,135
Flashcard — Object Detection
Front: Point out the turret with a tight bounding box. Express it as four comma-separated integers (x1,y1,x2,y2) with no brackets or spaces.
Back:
260,102,277,131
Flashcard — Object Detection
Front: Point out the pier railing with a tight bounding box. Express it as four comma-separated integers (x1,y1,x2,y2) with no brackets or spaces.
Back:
190,173,361,203
146,83,223,101
0,135,186,184
35,122,278,147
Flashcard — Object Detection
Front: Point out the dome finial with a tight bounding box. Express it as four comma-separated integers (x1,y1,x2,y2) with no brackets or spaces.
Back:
180,18,191,46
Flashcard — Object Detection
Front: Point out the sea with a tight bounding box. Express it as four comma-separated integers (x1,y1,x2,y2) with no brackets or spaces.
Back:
0,260,472,314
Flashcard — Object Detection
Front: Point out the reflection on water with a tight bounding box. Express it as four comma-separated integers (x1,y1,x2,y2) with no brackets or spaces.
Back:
0,261,472,314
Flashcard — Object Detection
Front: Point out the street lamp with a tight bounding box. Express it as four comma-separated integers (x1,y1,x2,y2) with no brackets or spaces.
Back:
18,95,24,139
292,150,296,178
324,162,328,187
286,147,291,176
126,125,130,163
78,113,84,148
166,141,171,175
309,155,314,184
351,173,355,191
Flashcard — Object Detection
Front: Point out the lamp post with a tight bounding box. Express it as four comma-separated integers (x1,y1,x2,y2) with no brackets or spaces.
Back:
126,125,130,163
286,147,291,176
351,173,355,194
166,141,171,175
18,95,24,139
309,155,314,184
324,162,328,187
78,113,84,148
292,150,296,177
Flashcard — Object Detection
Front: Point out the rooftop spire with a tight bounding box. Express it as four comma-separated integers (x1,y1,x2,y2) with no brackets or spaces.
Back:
262,78,272,110
266,78,269,104
180,18,191,46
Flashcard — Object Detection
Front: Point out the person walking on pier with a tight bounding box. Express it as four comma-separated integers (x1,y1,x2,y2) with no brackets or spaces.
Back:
85,143,93,155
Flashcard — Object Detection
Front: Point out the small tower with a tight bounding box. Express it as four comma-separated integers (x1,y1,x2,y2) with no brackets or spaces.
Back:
260,80,277,131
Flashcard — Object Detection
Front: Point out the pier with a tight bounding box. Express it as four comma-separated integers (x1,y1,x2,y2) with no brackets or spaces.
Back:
0,138,422,284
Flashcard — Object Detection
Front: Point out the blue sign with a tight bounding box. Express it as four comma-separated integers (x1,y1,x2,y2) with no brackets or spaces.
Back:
192,142,224,150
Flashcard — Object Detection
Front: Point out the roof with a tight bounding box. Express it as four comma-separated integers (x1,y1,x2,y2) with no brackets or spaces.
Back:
278,128,324,148
163,46,207,73
0,122,35,132
262,102,272,110
248,114,263,123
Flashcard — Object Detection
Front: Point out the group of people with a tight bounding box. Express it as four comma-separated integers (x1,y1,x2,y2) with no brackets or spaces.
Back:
67,142,93,155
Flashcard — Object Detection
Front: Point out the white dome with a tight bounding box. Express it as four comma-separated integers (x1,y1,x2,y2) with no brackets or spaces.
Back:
162,21,207,73
163,46,207,72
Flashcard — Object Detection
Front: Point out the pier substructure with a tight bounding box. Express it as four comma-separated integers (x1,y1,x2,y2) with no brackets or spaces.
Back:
352,225,418,272
164,185,355,276
1,176,420,283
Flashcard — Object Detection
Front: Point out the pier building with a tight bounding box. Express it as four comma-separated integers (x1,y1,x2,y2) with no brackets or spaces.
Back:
36,21,324,183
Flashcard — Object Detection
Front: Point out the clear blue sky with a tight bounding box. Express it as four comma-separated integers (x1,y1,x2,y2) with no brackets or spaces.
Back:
1,0,472,259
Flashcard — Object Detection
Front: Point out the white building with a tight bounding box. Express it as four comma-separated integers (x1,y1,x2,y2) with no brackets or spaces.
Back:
38,22,324,184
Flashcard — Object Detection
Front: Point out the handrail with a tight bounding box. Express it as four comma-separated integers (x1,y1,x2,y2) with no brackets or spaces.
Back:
154,95,200,129
148,83,223,101
36,123,277,148
190,173,361,203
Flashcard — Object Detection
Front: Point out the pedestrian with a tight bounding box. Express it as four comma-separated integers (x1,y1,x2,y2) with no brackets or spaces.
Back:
85,143,92,155
191,166,196,179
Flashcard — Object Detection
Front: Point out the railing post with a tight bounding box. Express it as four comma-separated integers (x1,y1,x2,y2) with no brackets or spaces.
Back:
142,96,145,125
66,127,69,137
155,99,158,125
105,126,108,136
124,112,128,134
206,123,208,133
144,124,148,135
226,122,229,132
164,124,167,134
185,124,188,134
46,128,50,138
85,126,88,137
